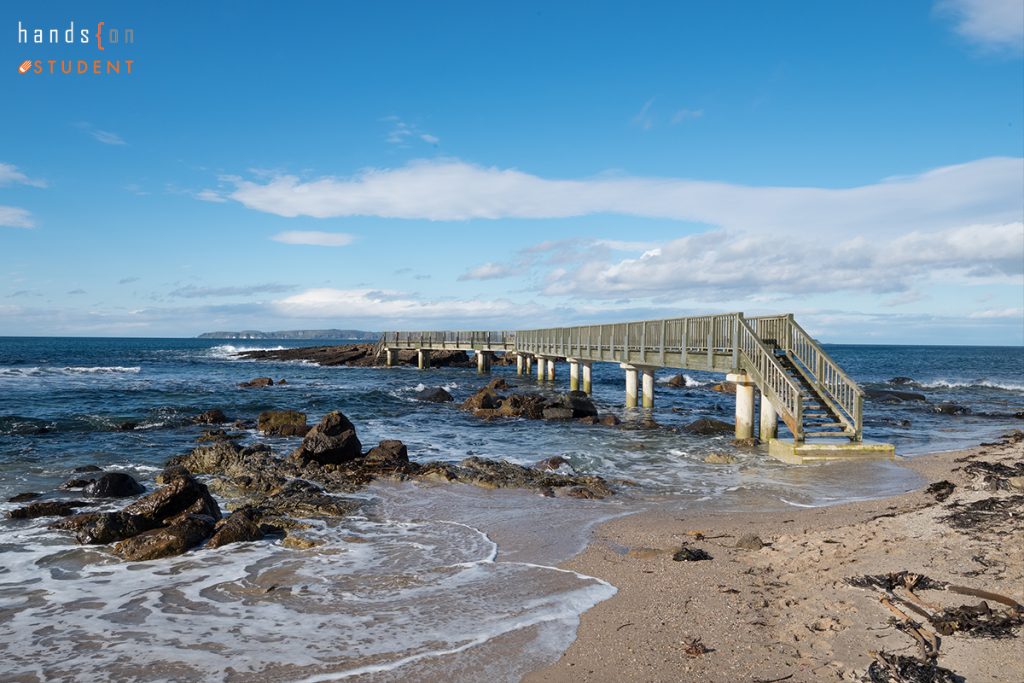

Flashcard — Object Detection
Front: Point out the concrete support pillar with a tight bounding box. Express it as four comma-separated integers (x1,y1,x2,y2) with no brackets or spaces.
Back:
525,355,533,374
728,372,755,440
417,349,430,370
516,354,525,376
581,362,593,395
568,359,580,392
385,348,396,367
476,351,492,374
641,368,655,408
546,358,557,381
536,356,546,381
622,364,639,408
759,391,779,441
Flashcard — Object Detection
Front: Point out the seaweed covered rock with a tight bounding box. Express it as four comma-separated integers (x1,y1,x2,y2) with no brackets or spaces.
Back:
193,409,229,424
289,411,362,466
122,471,221,522
257,410,309,437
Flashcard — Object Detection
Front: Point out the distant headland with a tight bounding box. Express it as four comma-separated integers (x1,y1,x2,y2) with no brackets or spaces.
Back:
197,329,379,340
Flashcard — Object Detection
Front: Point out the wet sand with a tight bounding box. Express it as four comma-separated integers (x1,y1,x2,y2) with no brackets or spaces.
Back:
526,432,1024,682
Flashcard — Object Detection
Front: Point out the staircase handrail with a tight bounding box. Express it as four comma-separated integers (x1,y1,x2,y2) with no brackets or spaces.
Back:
735,316,805,440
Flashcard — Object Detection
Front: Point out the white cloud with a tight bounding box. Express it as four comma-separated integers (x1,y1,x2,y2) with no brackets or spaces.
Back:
937,0,1024,51
272,288,522,321
671,108,704,124
270,230,355,247
969,307,1024,318
77,123,126,146
538,222,1024,300
631,97,656,130
223,157,1023,237
384,117,439,147
0,205,34,229
458,262,518,281
90,129,126,145
0,163,46,188
196,189,227,203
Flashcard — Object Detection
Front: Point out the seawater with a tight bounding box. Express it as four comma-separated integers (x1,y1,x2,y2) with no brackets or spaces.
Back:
0,337,1021,681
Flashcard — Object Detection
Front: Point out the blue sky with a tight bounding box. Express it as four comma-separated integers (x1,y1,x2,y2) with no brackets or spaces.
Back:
1,1,1022,343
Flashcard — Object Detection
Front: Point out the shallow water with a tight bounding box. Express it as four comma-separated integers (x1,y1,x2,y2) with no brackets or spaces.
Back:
0,337,1020,680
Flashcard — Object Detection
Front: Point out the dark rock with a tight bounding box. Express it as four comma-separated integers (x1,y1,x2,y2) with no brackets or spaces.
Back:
704,452,737,464
666,374,688,388
7,491,41,503
157,464,192,484
207,507,264,549
495,393,547,419
733,437,758,448
933,402,971,416
73,465,103,473
888,376,915,385
240,377,274,388
672,546,712,561
552,391,598,418
735,533,764,550
85,472,145,498
536,456,569,471
599,414,621,427
461,387,500,411
289,411,362,466
865,388,927,403
709,382,736,394
9,500,89,519
364,439,409,466
684,418,733,435
59,478,94,490
123,473,221,523
113,514,216,561
414,387,454,403
443,457,614,498
542,406,575,420
193,409,229,424
277,379,287,385
196,429,246,443
50,511,157,545
485,378,509,391
116,422,139,432
257,410,309,437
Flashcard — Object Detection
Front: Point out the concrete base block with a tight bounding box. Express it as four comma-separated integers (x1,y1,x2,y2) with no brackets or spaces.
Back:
768,439,896,464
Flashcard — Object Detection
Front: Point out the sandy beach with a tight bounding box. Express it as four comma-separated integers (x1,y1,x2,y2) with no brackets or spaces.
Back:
527,431,1024,683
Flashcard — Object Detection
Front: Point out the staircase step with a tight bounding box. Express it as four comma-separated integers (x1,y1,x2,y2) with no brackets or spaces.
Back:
803,422,846,429
803,431,854,438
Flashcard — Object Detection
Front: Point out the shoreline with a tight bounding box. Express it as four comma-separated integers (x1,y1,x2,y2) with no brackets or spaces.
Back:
526,433,1024,682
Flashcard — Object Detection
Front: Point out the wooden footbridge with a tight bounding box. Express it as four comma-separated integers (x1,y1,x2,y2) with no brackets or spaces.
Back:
381,313,894,460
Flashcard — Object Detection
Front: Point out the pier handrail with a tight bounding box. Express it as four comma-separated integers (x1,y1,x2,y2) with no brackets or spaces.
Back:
735,316,805,439
748,314,864,439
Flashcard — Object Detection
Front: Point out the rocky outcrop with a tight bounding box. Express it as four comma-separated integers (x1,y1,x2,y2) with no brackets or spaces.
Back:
207,507,264,549
933,402,971,415
51,511,158,545
239,377,274,388
461,382,602,424
418,457,613,499
257,410,309,437
193,409,229,424
7,491,41,503
85,472,145,498
709,382,737,394
114,514,216,561
122,471,221,521
8,500,89,519
236,345,472,368
414,387,454,403
865,388,927,403
289,411,362,466
364,439,409,466
685,418,734,435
